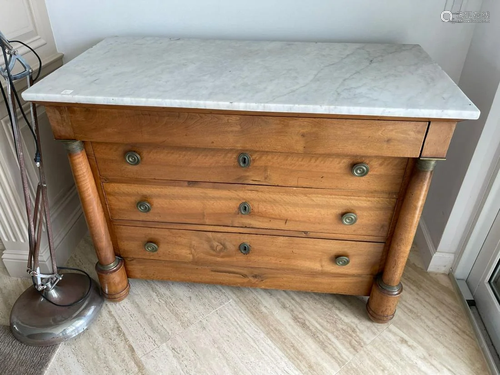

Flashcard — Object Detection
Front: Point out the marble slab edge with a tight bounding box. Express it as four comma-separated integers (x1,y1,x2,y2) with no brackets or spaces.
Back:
22,95,480,121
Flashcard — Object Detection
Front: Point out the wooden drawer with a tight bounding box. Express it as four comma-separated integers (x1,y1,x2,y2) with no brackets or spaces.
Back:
104,182,397,239
93,143,408,193
51,107,428,157
117,225,382,295
124,258,376,296
115,225,385,276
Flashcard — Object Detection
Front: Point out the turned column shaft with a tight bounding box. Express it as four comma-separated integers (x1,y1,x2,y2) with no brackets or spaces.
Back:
64,140,129,301
382,160,435,285
65,141,115,266
367,159,436,323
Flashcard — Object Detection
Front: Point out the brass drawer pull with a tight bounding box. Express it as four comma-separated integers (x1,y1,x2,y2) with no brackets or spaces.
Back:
341,212,357,225
125,151,141,166
351,163,369,177
239,242,251,255
137,201,152,213
238,153,251,168
144,241,158,253
239,202,251,215
335,256,350,266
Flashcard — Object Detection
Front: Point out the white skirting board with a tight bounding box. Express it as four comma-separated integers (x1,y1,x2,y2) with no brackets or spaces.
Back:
415,219,456,273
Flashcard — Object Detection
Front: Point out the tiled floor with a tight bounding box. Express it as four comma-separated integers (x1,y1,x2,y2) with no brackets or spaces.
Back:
0,236,490,374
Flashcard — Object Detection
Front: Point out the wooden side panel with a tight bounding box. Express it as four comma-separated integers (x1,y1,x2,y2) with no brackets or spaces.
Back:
420,121,456,159
65,106,428,157
104,181,397,238
45,106,74,139
93,143,407,194
124,258,375,296
115,225,385,276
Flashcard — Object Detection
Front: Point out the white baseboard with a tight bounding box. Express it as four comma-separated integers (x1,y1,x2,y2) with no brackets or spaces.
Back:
415,219,455,273
1,186,88,278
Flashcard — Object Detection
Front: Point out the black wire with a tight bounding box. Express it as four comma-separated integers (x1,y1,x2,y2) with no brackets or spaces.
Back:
0,83,17,151
0,39,39,160
33,267,93,307
9,40,42,82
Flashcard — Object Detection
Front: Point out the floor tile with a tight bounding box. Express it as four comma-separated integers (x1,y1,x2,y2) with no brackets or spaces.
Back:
0,236,490,375
45,304,145,375
106,278,231,357
337,324,455,375
141,300,301,375
394,255,489,374
229,287,386,374
68,236,232,358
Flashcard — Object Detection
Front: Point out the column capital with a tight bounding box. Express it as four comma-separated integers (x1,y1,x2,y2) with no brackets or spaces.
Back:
61,140,84,154
417,159,437,172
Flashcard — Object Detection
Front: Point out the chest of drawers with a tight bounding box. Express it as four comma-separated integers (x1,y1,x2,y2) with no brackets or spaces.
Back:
23,38,479,322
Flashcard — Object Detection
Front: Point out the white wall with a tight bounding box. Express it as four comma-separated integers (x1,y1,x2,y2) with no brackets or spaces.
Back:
417,0,500,272
45,0,482,82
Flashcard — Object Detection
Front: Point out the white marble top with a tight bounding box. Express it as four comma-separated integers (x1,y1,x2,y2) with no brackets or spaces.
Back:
23,37,479,120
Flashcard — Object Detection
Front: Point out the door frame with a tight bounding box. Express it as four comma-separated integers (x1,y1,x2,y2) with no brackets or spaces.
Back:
454,85,500,280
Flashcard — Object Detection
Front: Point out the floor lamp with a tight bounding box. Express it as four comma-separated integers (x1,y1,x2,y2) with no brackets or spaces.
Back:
0,31,104,346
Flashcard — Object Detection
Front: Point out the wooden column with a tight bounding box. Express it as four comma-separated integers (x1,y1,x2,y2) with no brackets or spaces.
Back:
367,159,436,323
63,140,130,301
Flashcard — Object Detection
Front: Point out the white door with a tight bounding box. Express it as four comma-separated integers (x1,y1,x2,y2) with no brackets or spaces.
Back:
468,209,500,352
467,157,500,353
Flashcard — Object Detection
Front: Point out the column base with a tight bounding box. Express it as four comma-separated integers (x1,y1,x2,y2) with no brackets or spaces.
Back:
96,257,130,302
366,274,403,323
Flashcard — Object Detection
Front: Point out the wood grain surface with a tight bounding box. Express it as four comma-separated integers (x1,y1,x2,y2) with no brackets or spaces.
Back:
93,143,407,194
123,258,376,296
104,181,397,238
381,165,435,286
84,142,121,255
109,220,388,242
57,107,427,157
420,121,457,159
114,225,385,276
67,145,115,266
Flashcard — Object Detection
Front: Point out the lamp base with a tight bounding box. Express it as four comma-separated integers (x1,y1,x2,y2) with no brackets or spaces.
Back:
10,273,104,346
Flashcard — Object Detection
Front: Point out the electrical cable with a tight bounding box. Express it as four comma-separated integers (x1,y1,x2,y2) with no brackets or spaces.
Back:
0,38,39,161
34,267,93,307
9,40,42,81
0,82,16,149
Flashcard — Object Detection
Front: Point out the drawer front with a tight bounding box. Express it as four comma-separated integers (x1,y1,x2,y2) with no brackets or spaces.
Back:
104,182,397,238
59,107,428,157
115,225,385,276
93,143,407,194
124,258,376,296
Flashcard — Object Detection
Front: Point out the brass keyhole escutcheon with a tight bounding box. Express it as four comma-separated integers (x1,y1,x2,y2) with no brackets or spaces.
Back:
351,163,369,177
137,201,152,213
125,151,141,166
341,212,357,225
239,242,251,255
144,242,159,253
239,202,251,215
335,256,350,266
238,153,251,168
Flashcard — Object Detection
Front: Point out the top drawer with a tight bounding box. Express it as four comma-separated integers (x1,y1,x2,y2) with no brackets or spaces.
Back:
93,143,408,194
49,107,428,157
